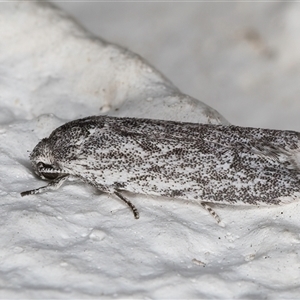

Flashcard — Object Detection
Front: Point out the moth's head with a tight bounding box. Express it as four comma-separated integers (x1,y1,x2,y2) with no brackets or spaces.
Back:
29,138,66,180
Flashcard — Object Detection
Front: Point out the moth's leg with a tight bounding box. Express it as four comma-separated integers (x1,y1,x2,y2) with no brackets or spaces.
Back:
114,191,140,219
200,202,221,224
21,175,69,197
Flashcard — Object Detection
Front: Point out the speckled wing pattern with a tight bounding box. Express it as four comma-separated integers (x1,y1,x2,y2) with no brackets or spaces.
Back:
40,116,300,206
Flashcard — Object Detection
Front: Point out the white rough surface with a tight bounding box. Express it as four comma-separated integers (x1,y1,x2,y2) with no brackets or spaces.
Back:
1,1,300,299
55,2,300,131
0,1,226,125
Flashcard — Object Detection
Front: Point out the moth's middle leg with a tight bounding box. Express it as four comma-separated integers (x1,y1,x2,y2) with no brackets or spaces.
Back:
114,191,140,219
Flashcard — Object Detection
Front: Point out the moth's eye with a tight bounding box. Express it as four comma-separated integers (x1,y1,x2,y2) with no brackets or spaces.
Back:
36,162,60,180
41,171,59,180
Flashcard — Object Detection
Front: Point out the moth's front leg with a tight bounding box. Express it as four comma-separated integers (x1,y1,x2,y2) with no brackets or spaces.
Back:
21,174,69,197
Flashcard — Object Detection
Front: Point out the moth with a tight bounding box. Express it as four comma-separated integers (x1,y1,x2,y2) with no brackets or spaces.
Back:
21,115,300,223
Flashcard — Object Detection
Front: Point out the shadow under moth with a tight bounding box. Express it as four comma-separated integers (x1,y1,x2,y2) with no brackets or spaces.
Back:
21,115,300,223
